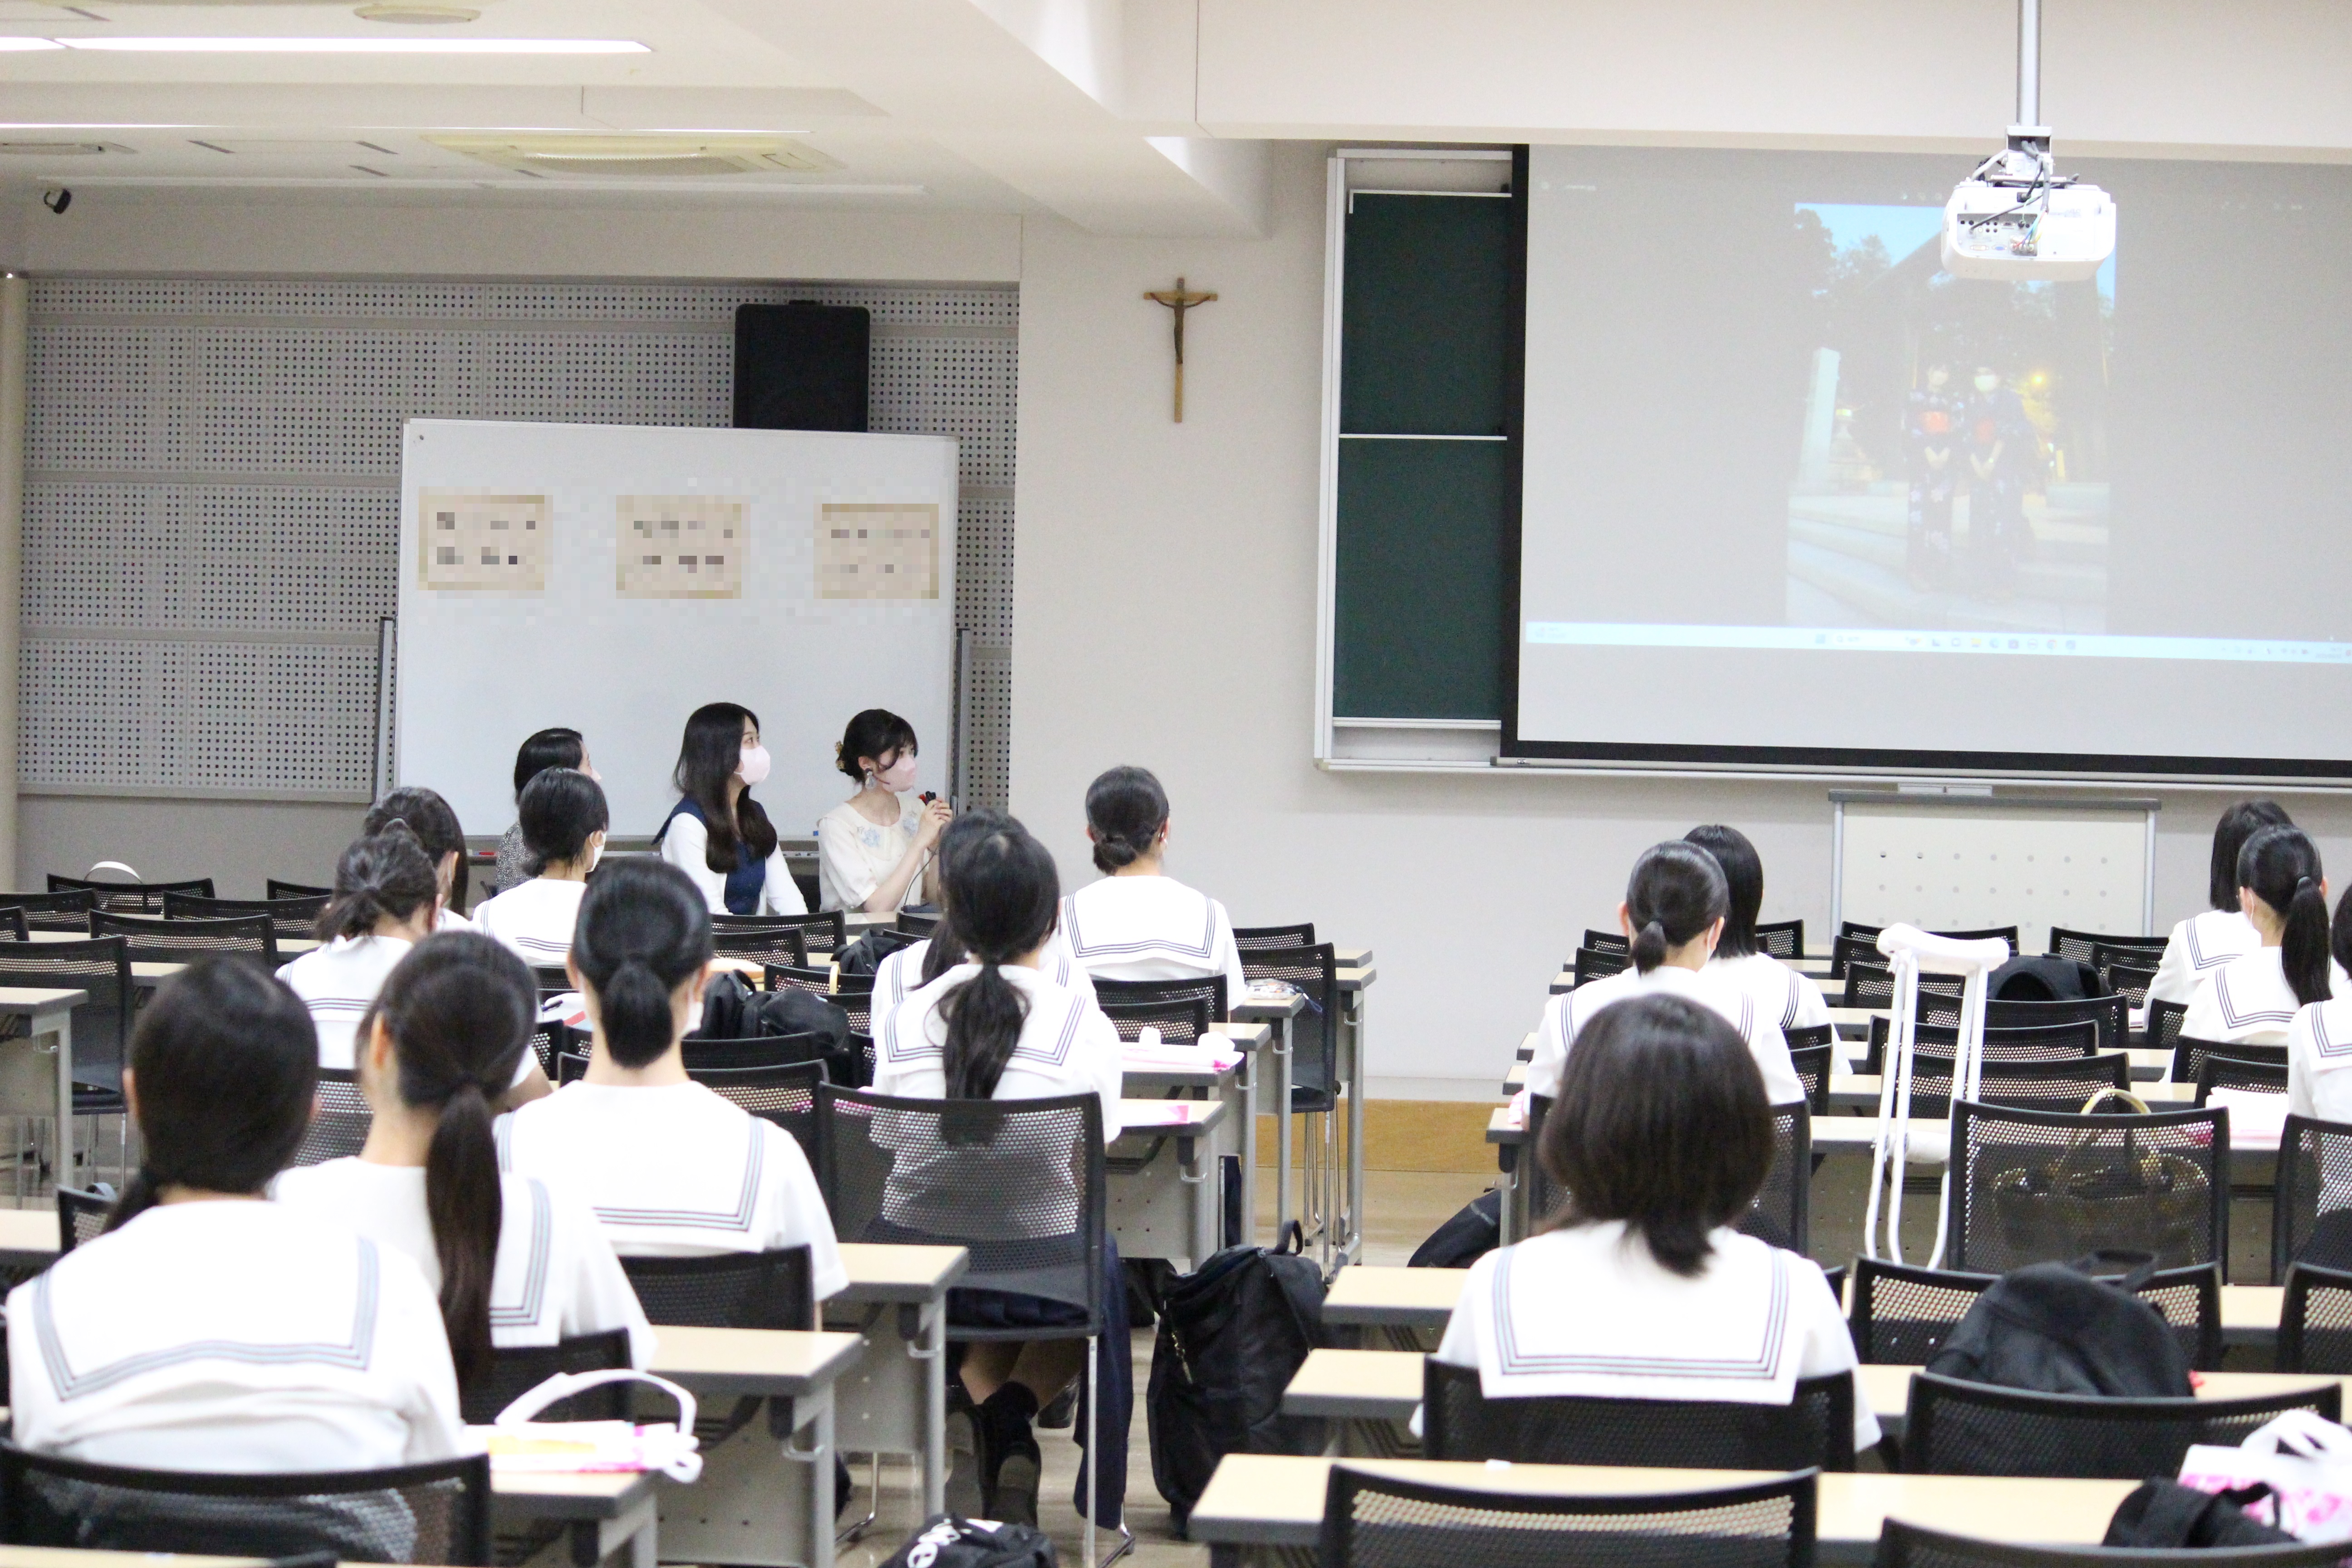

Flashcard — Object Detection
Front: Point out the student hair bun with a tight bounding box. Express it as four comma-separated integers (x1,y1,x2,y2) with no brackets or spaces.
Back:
836,709,918,784
571,858,712,1070
1083,764,1170,875
319,822,440,942
366,786,470,907
1622,841,1730,975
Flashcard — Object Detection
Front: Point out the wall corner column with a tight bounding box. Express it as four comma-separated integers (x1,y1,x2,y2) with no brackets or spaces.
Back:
0,274,25,887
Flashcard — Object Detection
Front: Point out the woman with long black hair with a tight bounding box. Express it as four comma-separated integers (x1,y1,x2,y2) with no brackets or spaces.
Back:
655,701,806,916
2151,800,2297,1007
2185,823,2347,1046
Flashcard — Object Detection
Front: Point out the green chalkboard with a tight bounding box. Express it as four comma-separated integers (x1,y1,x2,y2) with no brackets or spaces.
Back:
1331,182,1521,721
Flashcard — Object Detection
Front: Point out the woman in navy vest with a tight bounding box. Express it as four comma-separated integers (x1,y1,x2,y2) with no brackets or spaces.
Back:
654,702,807,915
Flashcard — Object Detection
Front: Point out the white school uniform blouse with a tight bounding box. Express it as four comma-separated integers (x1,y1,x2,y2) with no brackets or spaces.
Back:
1060,874,1249,1014
436,905,476,933
8,1200,464,1472
1527,963,1803,1106
274,1160,656,1368
2149,908,2261,1008
278,935,412,1071
658,813,808,917
2289,997,2352,1128
1432,1223,1879,1452
497,1081,848,1298
2181,946,2352,1047
817,796,926,913
874,932,1098,1010
872,964,1125,1137
1708,951,1833,1035
473,877,588,968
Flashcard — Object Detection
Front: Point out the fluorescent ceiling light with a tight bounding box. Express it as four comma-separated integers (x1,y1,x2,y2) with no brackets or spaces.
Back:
53,36,648,54
0,37,62,50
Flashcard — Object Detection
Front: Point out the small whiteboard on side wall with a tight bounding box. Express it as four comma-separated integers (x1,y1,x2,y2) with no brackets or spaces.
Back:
1831,792,2159,955
396,418,959,845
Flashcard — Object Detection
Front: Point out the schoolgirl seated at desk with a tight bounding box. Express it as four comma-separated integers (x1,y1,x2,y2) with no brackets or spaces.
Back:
473,767,606,969
1685,823,1830,1035
1059,765,1246,1010
2151,799,2293,1007
277,823,439,1070
368,785,478,933
655,701,806,916
875,809,1095,1008
498,727,596,894
2183,823,2347,1047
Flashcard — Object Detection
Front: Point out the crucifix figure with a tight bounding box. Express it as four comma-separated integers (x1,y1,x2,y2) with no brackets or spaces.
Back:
1144,276,1217,422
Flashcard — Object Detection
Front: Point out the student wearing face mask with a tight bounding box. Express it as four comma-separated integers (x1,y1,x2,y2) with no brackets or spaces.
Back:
817,708,952,914
497,729,598,895
471,769,607,967
654,703,807,916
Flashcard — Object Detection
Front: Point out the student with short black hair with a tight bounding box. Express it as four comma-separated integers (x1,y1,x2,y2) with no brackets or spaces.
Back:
818,708,951,913
472,768,608,968
497,728,596,893
10,958,464,1470
1685,823,1830,1035
1434,995,1876,1452
276,933,650,1387
871,819,1124,1529
1059,765,1246,1010
1524,840,1801,1105
2150,800,2296,1007
874,809,1095,1007
2185,823,2347,1046
655,702,806,916
367,785,477,932
497,858,843,1290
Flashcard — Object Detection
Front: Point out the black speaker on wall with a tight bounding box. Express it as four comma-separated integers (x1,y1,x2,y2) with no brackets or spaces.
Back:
733,302,870,431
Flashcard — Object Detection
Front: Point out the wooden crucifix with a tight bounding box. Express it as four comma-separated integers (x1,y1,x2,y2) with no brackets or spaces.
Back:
1144,276,1217,422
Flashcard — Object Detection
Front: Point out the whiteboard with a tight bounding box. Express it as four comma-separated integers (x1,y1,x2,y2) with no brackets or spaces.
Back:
1832,793,2159,955
395,418,959,843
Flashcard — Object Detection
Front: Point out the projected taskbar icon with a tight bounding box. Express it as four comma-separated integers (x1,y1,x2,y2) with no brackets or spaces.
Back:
1523,622,2352,665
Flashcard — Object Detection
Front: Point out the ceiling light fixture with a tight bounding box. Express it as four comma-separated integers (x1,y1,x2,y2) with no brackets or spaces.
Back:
0,36,62,49
352,4,483,22
54,35,646,53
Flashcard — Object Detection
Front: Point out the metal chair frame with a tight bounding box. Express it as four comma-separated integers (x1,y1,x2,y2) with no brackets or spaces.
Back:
1902,1367,2339,1477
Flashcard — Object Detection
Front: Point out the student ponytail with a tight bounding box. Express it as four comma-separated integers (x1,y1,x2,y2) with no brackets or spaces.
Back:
108,957,317,1233
1623,841,1730,974
572,858,713,1069
318,821,440,942
915,809,1014,986
936,821,1059,1098
2239,824,2331,1007
1083,766,1169,875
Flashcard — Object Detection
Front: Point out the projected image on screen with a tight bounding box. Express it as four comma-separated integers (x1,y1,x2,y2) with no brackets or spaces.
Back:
1786,203,2114,634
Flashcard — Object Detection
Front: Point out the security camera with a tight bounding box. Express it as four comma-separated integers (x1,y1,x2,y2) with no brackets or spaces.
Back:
40,188,70,216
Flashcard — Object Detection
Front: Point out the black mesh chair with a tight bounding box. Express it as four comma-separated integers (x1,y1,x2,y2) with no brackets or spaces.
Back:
622,1245,814,1330
46,874,216,914
712,923,809,971
55,1184,112,1252
1907,1053,2130,1118
1245,944,1343,1240
1834,934,1886,981
722,910,845,959
0,935,136,1191
2177,1035,2283,1090
1844,963,1966,1016
2097,957,2158,1010
0,1444,492,1563
1985,995,2130,1055
684,1032,835,1072
0,889,96,932
89,910,279,970
1847,1257,1996,1365
2146,999,2191,1058
895,910,944,938
686,1059,823,1167
1901,1367,2339,1477
1422,1357,1856,1471
465,1327,634,1425
1571,946,1629,987
1094,974,1229,1023
291,1068,371,1167
1873,1517,2352,1568
1754,919,1805,959
1525,1093,1809,1254
2197,1053,2291,1102
1787,1021,1835,1052
161,891,329,942
2272,1114,2352,1281
1862,1017,2097,1077
1319,1461,1817,1568
267,879,331,902
1581,929,1630,956
1234,922,1315,950
2048,928,2166,965
2278,1261,2352,1372
1789,1043,1833,1115
1946,1098,2228,1272
766,961,843,997
0,908,29,942
1097,995,1214,1045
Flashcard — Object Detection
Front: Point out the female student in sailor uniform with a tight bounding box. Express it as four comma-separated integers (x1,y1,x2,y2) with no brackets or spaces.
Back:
655,702,807,917
473,768,607,970
498,857,844,1293
1434,994,1877,1456
1524,840,1802,1107
2151,800,2295,1008
875,810,1096,1009
276,932,652,1395
498,728,596,895
9,957,465,1473
1059,765,1247,1014
2183,824,2347,1047
2285,892,2352,1268
817,708,951,914
869,819,1127,1531
368,785,478,934
1685,824,1831,1037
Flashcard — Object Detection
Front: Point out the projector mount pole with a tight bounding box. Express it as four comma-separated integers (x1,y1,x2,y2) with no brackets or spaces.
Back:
2016,0,2041,132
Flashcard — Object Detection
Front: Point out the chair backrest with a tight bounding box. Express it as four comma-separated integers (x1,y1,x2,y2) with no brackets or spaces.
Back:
2272,1113,2352,1281
161,891,329,941
711,924,809,970
818,1085,1104,1322
89,910,278,969
684,1059,823,1166
1847,1257,1996,1364
0,1444,493,1563
292,1068,372,1167
720,909,844,957
0,936,135,1082
2048,927,2165,964
2176,1034,2283,1089
1233,921,1314,950
765,961,876,1000
1096,995,1214,1046
1318,1460,1816,1568
895,910,943,937
2197,1052,2291,1103
465,1327,633,1426
0,907,26,942
1903,1367,2340,1477
1874,1517,2352,1568
2099,956,2159,1009
2147,998,2191,1058
266,878,331,902
1946,1098,2229,1273
1788,1042,1833,1115
0,888,95,932
1421,1357,1854,1471
681,1031,834,1074
1580,928,1629,956
1862,1016,2098,1076
47,874,217,914
1985,993,2129,1054
1570,946,1629,988
1845,962,1966,1018
1093,973,1229,1024
620,1245,814,1329
2279,1260,2352,1373
1240,943,1340,1095
1903,1052,2127,1118
1833,932,1884,980
55,1185,113,1252
1753,918,1804,959
1785,1021,1834,1052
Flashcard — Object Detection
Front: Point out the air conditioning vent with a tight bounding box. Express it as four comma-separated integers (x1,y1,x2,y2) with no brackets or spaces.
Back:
426,133,838,178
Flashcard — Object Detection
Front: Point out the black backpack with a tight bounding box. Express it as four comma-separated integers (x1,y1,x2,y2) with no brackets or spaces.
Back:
837,927,921,978
2105,1480,2298,1548
1990,956,2104,1001
1408,1190,1502,1269
1925,1253,2193,1397
1146,1225,1331,1533
878,1514,1054,1568
695,971,860,1083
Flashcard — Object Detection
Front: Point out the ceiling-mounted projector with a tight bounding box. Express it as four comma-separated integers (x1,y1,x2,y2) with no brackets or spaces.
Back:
1941,0,2115,281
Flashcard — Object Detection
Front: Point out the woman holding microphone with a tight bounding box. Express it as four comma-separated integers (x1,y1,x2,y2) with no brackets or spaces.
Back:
818,708,951,913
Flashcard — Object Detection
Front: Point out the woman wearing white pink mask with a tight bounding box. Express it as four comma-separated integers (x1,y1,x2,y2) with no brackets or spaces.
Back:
817,708,951,913
654,702,807,916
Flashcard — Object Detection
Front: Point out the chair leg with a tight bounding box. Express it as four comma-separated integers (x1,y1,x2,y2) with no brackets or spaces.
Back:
1082,1334,1134,1568
834,1454,881,1546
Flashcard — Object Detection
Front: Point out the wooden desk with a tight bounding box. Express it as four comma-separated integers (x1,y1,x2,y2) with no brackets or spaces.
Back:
829,1242,967,1518
1111,1097,1230,1268
0,1206,59,1265
1322,1266,1469,1332
0,989,83,1200
1335,946,1372,969
1187,1454,2136,1566
494,1466,665,1568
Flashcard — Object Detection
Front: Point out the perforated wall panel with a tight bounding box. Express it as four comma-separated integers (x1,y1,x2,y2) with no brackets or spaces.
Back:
24,278,1018,805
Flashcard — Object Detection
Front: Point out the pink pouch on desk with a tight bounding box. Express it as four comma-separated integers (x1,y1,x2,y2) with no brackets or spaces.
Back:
2180,1409,2352,1542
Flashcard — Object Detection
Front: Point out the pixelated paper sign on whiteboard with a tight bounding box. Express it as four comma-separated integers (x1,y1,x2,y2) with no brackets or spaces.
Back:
617,495,746,599
419,491,549,592
817,503,938,600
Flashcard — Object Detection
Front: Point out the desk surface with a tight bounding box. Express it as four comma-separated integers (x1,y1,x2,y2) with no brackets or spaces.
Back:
833,1241,967,1301
1187,1454,2136,1553
0,988,85,1014
1322,1265,1469,1328
646,1325,862,1397
492,1465,662,1519
1117,1097,1226,1132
